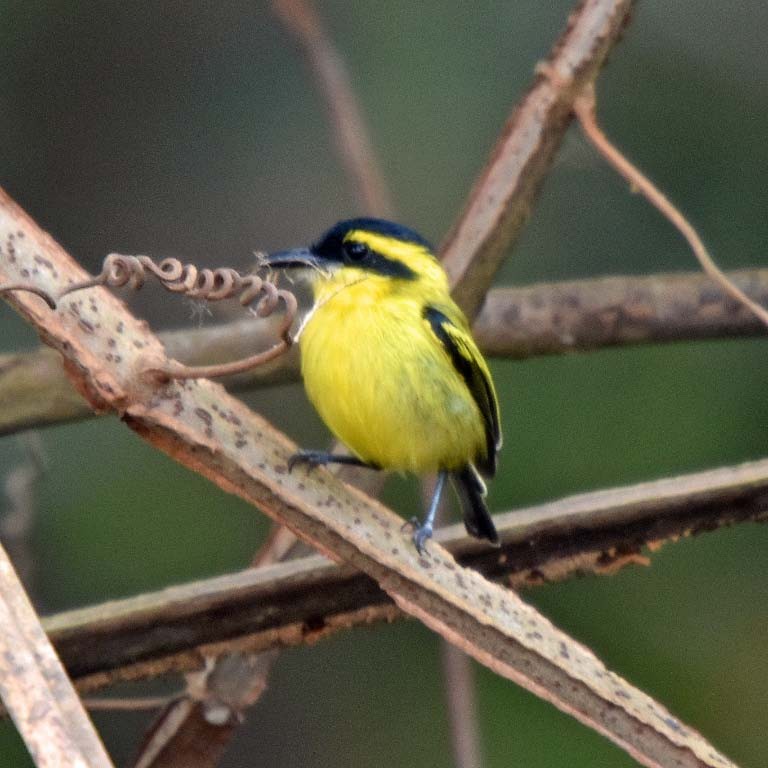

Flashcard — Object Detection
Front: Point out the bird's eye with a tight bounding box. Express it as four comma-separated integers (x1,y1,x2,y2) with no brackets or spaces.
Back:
344,241,369,262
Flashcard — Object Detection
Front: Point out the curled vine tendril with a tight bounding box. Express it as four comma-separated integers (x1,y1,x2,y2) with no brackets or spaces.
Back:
0,284,57,310
57,253,299,380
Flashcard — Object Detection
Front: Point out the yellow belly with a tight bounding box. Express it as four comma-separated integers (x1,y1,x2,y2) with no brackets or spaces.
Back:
299,296,485,473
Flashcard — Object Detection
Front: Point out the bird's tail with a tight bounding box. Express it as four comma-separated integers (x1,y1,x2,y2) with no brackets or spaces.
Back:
451,465,499,545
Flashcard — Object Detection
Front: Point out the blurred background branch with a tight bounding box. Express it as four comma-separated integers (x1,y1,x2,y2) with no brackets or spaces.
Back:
1,432,45,588
271,0,395,219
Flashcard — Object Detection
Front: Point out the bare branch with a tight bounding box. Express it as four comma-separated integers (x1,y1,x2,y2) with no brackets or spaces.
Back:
474,268,768,355
44,456,768,693
271,0,394,218
3,267,767,437
441,0,636,317
0,540,113,767
1,189,739,767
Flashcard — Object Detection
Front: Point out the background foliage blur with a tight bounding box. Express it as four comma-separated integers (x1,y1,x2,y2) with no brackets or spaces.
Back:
1,2,767,766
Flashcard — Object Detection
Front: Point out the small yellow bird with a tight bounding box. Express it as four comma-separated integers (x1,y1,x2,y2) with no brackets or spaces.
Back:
266,218,501,552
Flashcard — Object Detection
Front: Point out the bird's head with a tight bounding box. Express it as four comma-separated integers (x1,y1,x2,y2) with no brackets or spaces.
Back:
264,218,448,293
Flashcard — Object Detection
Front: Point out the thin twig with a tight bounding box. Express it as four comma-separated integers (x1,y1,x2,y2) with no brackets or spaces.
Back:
271,0,395,218
573,83,768,328
0,283,56,309
0,188,738,768
441,644,483,768
43,455,768,692
58,252,299,382
83,696,174,712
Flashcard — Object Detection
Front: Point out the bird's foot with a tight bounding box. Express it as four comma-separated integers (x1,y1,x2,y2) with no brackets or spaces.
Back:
401,517,433,554
287,450,330,473
411,520,433,555
288,451,376,473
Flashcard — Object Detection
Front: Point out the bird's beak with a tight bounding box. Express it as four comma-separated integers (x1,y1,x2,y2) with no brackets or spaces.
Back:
263,247,320,270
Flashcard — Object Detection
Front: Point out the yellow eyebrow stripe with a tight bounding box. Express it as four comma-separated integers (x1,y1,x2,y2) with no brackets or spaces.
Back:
345,230,430,261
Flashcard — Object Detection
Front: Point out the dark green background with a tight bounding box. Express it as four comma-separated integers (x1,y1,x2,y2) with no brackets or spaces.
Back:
1,2,766,766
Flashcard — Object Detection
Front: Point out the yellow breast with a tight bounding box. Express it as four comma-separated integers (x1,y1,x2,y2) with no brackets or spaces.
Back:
298,279,486,473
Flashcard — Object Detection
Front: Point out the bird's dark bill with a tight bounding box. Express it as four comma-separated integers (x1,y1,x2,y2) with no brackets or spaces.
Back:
264,247,320,269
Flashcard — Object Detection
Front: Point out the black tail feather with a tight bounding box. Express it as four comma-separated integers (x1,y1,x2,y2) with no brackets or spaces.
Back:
452,465,499,545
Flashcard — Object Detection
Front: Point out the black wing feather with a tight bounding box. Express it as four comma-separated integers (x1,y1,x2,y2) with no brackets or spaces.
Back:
424,306,501,476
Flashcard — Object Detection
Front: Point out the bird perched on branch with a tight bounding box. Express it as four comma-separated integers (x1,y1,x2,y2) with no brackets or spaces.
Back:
264,218,501,553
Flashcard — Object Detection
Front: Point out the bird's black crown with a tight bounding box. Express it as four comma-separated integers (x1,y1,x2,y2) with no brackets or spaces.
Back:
312,218,433,259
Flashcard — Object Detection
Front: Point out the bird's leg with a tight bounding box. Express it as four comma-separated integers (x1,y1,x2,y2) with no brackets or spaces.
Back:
412,471,447,554
287,450,379,473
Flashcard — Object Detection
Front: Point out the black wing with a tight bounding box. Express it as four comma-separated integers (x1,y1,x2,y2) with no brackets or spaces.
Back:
424,306,501,476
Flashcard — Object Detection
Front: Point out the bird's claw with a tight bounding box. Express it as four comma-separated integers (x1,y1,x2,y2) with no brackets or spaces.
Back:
287,450,325,473
400,517,433,554
412,522,433,555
